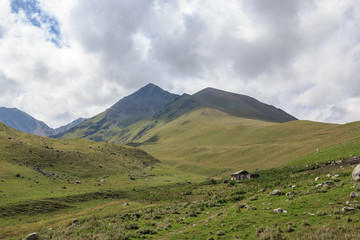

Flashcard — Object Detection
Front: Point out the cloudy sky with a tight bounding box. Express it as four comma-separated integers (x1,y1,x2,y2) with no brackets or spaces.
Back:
0,0,360,127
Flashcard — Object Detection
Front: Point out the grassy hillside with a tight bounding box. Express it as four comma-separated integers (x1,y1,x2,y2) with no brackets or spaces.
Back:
107,108,360,176
0,122,159,178
6,156,360,240
2,115,360,239
0,122,206,239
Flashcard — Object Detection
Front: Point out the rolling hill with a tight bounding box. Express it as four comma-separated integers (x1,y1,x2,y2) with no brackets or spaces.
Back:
119,108,346,175
55,83,179,141
0,107,85,136
0,122,159,178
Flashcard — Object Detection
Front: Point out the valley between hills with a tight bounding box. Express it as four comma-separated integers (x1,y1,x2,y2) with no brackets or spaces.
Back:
1,84,360,239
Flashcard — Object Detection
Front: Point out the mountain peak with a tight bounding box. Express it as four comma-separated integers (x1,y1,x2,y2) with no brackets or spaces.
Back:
55,84,180,140
193,87,297,123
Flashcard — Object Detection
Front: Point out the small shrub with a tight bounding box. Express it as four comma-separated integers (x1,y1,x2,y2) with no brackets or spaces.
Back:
125,223,139,230
136,227,157,235
302,220,311,226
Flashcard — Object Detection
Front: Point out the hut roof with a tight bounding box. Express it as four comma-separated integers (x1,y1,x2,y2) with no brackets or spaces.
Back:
231,170,249,175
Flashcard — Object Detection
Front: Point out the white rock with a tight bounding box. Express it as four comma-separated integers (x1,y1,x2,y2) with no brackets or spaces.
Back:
273,208,287,214
350,192,360,198
270,189,282,195
342,207,355,212
315,177,320,182
26,233,39,240
332,174,339,179
352,164,360,181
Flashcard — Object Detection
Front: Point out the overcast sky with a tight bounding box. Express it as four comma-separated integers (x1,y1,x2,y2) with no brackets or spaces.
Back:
0,0,360,127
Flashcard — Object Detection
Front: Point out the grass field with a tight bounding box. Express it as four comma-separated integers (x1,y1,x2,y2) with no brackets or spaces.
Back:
118,108,360,177
2,113,360,239
4,158,359,239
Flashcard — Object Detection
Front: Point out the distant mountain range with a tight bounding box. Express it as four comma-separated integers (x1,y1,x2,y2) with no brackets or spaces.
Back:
0,107,85,136
0,84,297,140
55,83,297,142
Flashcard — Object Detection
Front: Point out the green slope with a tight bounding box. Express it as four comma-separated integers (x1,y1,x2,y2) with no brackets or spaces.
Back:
0,122,159,178
105,108,360,176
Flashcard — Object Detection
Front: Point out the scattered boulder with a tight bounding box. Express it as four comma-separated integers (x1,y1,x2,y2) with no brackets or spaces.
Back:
73,219,79,224
332,174,339,179
352,164,360,181
16,174,21,178
26,232,39,240
286,192,294,196
124,202,129,206
273,208,287,214
321,181,334,187
75,180,81,184
100,179,105,183
315,177,320,182
342,207,355,212
270,189,282,195
350,192,360,198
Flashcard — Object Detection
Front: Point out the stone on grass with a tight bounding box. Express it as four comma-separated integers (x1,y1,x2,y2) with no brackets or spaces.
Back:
352,164,360,181
26,232,39,240
321,181,334,187
342,207,355,212
73,219,79,224
270,189,282,195
332,174,339,179
286,192,293,196
315,177,320,182
273,208,287,214
350,192,360,198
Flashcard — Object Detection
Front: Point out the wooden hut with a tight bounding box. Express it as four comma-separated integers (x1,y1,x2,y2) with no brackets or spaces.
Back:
231,170,259,180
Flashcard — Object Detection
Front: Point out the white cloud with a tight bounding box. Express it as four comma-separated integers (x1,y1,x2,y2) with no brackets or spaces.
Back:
0,0,360,127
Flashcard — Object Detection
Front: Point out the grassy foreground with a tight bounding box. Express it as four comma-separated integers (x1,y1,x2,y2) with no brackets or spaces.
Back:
3,157,360,239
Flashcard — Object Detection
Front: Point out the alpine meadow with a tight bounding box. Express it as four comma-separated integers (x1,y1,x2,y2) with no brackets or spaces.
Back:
1,1,360,239
1,84,360,239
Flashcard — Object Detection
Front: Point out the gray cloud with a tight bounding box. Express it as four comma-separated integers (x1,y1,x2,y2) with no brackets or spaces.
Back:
0,0,360,126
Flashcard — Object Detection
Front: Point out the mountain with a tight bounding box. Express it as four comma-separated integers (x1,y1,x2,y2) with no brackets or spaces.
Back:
152,87,297,123
192,88,297,122
0,107,86,136
52,118,86,135
55,83,180,141
0,107,54,136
